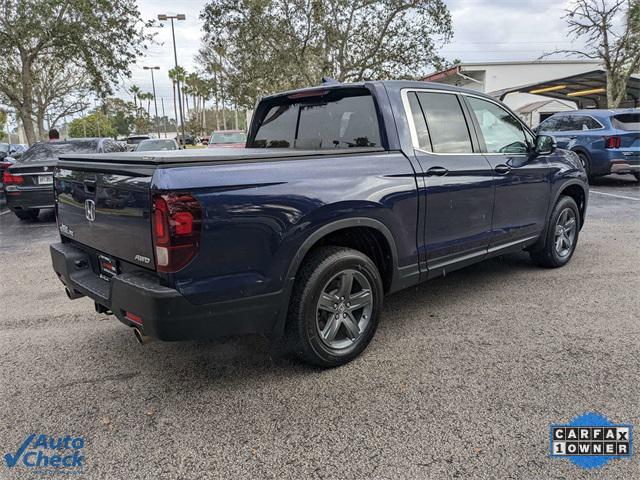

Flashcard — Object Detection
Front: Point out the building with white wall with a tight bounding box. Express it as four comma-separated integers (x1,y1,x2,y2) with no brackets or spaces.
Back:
422,60,602,125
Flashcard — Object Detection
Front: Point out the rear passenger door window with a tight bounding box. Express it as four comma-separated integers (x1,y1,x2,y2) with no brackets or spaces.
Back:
414,92,473,153
466,97,528,154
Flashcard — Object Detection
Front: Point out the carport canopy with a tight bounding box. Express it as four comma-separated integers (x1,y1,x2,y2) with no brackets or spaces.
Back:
490,69,640,108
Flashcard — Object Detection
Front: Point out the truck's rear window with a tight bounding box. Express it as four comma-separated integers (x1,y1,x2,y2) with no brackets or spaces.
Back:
611,113,640,132
250,88,381,149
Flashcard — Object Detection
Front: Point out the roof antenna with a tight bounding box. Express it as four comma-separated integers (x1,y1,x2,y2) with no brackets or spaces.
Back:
321,77,340,84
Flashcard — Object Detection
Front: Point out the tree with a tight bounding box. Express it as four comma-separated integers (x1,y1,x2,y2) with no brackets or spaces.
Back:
31,59,91,138
545,0,640,108
68,111,116,138
129,85,142,111
168,67,187,130
0,110,7,141
0,0,153,145
199,0,452,108
103,97,136,137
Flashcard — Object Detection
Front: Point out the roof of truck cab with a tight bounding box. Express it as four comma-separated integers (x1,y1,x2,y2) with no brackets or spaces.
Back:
58,147,386,165
260,79,497,102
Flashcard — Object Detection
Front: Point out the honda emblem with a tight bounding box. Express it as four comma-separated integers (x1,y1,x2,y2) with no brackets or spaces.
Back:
85,199,96,221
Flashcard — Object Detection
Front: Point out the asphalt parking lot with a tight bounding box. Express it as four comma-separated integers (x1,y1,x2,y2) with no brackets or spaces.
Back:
0,174,639,479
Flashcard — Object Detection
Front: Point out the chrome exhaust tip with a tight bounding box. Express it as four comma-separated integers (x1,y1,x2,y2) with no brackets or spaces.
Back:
133,327,152,345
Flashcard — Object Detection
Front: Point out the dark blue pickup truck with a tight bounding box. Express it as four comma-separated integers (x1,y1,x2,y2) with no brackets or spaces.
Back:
50,81,588,367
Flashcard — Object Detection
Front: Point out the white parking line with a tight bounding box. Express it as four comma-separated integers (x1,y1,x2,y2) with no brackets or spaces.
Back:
590,190,640,201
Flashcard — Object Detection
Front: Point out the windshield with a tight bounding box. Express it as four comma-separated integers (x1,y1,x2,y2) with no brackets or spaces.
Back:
210,132,247,144
136,140,177,151
612,113,640,132
249,88,381,149
19,141,99,163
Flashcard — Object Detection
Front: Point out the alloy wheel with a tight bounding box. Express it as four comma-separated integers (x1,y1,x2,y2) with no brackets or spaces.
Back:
316,269,373,349
554,208,577,257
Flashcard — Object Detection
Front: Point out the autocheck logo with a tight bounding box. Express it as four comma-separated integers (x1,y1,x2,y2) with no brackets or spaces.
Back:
4,434,85,473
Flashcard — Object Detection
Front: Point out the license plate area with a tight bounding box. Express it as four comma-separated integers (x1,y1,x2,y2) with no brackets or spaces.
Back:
98,254,119,281
38,175,53,185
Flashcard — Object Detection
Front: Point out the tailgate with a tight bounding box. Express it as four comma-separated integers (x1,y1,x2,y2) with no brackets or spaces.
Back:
55,166,155,269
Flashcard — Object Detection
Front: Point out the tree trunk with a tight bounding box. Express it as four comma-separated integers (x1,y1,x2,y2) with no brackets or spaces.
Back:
20,57,37,145
172,82,178,134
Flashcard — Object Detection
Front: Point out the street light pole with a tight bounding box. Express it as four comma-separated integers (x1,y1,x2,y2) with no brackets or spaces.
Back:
158,13,187,147
143,66,161,138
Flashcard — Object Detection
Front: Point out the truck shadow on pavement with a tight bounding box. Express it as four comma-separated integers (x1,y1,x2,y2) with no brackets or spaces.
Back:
86,249,543,390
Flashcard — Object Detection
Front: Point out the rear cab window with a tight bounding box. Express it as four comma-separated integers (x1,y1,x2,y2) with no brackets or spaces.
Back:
248,88,382,150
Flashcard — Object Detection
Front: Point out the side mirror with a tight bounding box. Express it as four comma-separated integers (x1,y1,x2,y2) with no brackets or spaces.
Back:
535,134,556,155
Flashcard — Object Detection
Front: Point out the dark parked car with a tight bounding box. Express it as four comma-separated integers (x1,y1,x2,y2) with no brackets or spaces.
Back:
176,134,196,146
50,81,588,367
536,109,640,181
4,138,126,220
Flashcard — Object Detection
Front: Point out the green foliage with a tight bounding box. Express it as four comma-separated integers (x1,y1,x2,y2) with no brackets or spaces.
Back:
103,97,136,137
199,0,452,107
68,112,116,138
0,0,153,144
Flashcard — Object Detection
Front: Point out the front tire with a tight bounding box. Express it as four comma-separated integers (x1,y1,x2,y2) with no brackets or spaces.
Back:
286,246,384,367
14,209,39,221
530,196,580,268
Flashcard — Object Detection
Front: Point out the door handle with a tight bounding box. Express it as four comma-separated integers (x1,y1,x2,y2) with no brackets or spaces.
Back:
569,136,577,140
426,166,448,177
494,164,511,175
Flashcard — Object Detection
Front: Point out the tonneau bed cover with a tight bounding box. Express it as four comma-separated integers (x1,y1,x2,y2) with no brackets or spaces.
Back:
57,147,385,166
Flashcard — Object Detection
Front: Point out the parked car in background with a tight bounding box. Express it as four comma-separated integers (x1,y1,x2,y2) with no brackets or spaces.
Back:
176,134,197,146
0,155,17,179
50,81,588,367
10,144,28,157
207,130,247,148
200,135,210,145
536,109,640,181
125,135,151,151
4,138,126,220
135,138,180,152
0,143,10,160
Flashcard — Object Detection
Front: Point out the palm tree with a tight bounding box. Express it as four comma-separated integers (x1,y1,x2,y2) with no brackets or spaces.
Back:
168,67,187,131
129,85,141,112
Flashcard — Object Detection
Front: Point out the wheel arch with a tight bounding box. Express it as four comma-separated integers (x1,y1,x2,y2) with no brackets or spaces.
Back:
273,217,400,339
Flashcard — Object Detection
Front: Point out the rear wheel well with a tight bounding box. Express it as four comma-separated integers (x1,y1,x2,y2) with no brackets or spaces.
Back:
559,184,586,227
302,227,394,293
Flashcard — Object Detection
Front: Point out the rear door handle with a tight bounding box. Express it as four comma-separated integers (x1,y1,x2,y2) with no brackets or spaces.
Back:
426,166,448,177
494,164,511,175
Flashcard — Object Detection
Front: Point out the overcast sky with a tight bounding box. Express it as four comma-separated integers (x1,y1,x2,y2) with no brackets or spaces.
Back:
120,0,586,114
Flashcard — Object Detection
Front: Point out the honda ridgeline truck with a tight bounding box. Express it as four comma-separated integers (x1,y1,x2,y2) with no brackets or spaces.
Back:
50,81,589,367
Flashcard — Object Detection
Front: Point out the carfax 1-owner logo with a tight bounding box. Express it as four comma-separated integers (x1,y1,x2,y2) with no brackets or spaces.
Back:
3,433,85,474
550,412,633,469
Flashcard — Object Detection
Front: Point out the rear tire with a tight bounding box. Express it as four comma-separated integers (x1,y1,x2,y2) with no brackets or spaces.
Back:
575,152,592,180
286,246,383,367
14,209,39,221
530,196,580,268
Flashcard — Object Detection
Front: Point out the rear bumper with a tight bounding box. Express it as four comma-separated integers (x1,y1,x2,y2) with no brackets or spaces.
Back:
50,242,283,341
610,160,640,175
6,186,54,210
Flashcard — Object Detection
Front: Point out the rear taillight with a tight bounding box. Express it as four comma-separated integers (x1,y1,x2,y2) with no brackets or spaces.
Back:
2,171,23,185
151,193,202,273
604,136,621,149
